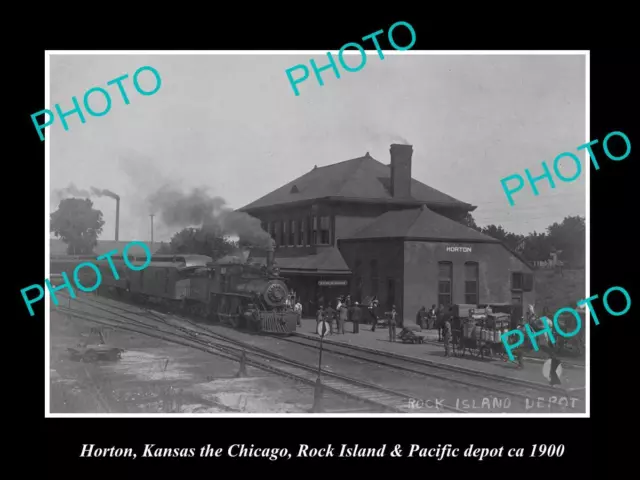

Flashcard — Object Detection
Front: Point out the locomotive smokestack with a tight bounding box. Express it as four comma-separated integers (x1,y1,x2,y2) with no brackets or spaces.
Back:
115,197,120,241
266,238,276,269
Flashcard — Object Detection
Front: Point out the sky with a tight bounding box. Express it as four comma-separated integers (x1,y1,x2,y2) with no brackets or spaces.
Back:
49,53,587,242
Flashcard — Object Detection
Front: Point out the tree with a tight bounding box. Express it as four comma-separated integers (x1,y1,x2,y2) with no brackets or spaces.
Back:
166,227,237,260
480,224,524,251
546,215,585,267
460,213,481,231
50,198,105,254
521,231,552,261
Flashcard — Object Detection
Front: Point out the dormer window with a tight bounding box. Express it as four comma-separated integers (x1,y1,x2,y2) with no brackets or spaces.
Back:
290,185,299,194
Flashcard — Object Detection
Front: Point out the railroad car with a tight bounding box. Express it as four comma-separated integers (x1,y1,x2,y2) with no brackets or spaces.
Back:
64,240,297,335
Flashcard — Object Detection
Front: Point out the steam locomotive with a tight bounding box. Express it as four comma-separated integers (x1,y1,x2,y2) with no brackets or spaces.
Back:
68,240,298,335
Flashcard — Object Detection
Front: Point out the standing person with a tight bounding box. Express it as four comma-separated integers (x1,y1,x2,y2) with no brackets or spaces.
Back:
337,301,348,334
316,305,325,332
544,341,562,386
351,302,362,333
511,318,526,369
388,305,398,342
436,304,445,341
443,307,453,357
294,299,302,327
416,306,426,329
368,301,379,332
324,304,335,335
427,304,437,330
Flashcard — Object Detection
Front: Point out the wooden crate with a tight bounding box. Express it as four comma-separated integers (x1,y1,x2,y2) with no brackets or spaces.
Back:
453,304,477,318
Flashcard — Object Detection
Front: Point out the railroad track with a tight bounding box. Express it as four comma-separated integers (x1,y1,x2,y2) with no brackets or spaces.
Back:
165,315,585,412
56,294,584,413
271,334,585,411
53,295,461,413
128,301,584,412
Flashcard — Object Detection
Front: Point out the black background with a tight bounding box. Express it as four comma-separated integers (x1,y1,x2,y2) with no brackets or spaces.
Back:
13,11,632,476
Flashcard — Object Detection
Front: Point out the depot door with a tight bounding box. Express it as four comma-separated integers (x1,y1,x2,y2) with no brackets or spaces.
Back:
511,291,523,330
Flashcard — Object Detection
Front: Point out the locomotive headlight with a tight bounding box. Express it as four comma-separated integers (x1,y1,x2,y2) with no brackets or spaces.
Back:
266,282,286,303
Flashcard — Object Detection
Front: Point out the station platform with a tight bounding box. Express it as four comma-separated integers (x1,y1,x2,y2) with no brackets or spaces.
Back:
294,317,586,392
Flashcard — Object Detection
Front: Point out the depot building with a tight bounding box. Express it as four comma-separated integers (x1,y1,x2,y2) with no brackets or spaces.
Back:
241,144,534,322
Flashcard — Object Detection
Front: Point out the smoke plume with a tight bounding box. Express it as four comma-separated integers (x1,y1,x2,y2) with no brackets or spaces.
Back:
389,134,410,145
90,187,120,200
54,183,119,201
54,183,91,199
146,185,272,249
360,126,410,146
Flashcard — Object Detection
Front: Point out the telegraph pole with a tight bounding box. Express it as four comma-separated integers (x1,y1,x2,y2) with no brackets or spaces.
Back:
312,320,329,412
149,214,155,245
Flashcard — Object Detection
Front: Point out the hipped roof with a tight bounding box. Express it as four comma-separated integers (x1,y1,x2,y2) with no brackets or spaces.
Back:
348,205,497,242
345,206,533,269
252,247,351,274
240,155,474,211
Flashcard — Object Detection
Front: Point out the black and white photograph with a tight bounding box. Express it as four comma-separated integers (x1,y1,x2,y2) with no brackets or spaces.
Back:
45,51,588,416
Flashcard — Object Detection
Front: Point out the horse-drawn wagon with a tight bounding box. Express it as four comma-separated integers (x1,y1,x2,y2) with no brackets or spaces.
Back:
451,304,511,360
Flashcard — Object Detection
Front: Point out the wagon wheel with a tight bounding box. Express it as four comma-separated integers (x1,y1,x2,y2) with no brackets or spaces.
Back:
480,344,493,360
479,342,490,359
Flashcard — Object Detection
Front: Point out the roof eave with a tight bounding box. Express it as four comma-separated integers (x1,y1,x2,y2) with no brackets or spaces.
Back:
337,236,534,270
239,196,475,213
339,236,501,244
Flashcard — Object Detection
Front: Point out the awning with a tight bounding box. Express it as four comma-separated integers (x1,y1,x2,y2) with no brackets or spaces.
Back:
252,246,351,276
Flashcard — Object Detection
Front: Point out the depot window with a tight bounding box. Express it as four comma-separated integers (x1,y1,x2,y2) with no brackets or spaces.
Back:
273,221,281,246
289,220,296,246
438,261,453,306
282,221,289,246
311,216,318,245
511,272,534,292
297,219,304,246
319,216,330,244
464,262,479,304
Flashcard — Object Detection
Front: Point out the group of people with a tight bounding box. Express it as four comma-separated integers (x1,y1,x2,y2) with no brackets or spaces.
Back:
512,305,562,382
418,303,563,382
315,296,400,342
416,304,455,356
312,295,565,385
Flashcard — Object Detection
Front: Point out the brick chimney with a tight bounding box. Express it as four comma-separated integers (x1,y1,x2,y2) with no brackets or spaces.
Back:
390,144,413,198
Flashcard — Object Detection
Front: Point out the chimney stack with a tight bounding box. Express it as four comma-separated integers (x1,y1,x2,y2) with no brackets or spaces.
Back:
390,144,413,198
115,198,120,241
265,238,276,270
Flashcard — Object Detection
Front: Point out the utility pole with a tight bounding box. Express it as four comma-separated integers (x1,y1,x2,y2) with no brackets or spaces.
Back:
312,320,329,412
149,214,155,245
